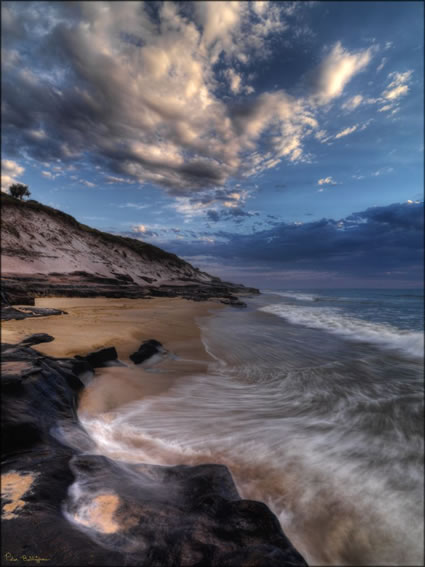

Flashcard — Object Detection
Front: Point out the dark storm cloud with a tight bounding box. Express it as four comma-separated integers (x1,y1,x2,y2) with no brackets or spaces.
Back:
207,210,220,222
206,206,257,223
164,202,424,281
349,202,424,230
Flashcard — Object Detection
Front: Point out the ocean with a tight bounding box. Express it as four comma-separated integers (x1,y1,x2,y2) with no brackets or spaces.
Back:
79,289,424,565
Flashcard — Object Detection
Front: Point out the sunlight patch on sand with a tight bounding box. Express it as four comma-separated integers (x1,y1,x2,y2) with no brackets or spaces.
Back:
1,472,38,520
71,493,137,534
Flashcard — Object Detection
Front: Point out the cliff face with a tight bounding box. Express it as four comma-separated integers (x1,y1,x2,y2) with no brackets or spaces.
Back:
1,194,212,286
1,195,258,306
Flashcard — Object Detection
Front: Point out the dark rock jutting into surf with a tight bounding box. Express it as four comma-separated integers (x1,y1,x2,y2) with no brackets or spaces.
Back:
1,334,308,567
129,339,164,364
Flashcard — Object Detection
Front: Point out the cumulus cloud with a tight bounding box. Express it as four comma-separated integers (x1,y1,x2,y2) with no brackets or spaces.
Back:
133,224,158,237
334,124,358,139
2,2,372,198
378,70,413,114
386,85,409,101
314,130,327,141
225,68,242,94
342,94,363,111
1,158,25,191
28,128,47,140
311,42,372,105
383,71,412,100
171,186,255,221
105,176,135,185
318,176,337,185
2,1,302,194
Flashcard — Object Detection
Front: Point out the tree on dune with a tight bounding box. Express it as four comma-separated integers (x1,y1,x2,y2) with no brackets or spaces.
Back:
9,183,31,200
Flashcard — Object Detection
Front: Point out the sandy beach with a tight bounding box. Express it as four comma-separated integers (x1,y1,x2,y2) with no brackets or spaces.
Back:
2,297,222,414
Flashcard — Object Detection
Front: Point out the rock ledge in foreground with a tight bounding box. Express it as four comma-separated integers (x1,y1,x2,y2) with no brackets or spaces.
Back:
1,335,307,567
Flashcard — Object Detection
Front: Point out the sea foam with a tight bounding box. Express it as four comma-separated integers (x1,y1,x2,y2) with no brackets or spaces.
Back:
260,303,424,358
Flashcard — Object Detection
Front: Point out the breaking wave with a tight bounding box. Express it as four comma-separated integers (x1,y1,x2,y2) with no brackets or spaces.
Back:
263,290,319,301
73,290,424,566
260,303,424,358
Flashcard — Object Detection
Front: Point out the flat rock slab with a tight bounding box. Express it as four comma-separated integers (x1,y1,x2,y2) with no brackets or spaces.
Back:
1,306,66,321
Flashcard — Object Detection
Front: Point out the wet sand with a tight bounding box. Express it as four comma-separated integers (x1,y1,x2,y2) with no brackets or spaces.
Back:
2,297,222,414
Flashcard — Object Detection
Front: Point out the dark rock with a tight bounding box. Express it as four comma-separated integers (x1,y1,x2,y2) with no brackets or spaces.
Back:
1,341,307,567
111,272,134,283
1,272,259,309
219,544,305,566
130,339,163,364
20,333,55,346
1,286,35,306
1,306,29,320
61,456,308,566
220,297,247,307
70,358,94,377
1,305,66,321
82,346,118,369
1,343,84,460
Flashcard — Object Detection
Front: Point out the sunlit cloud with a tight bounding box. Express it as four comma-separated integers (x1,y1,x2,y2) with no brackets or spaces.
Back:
1,158,25,191
342,94,363,111
335,125,358,139
311,42,373,105
372,167,394,176
377,57,387,72
105,176,136,185
2,2,377,197
118,202,149,210
378,70,413,114
318,176,337,185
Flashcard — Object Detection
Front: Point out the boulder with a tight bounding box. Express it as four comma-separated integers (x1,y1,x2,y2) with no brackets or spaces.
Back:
20,333,55,346
81,346,118,369
220,297,247,307
129,339,163,364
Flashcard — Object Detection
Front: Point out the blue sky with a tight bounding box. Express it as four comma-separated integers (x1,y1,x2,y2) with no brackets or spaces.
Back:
1,1,423,288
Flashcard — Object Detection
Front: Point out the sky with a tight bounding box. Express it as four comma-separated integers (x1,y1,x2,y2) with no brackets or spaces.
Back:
1,1,424,288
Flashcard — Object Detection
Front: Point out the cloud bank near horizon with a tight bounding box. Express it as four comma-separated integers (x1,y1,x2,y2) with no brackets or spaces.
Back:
152,201,424,285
